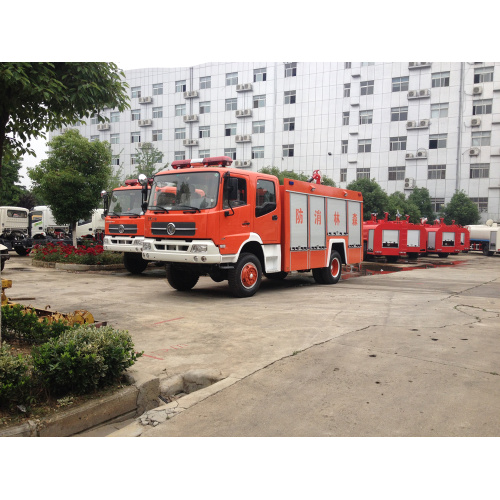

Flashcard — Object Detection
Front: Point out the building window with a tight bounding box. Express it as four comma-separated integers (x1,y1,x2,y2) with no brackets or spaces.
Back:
110,112,120,122
200,76,211,89
359,109,373,125
174,151,185,161
252,146,264,159
131,109,140,121
285,62,297,77
284,117,295,131
389,136,406,151
470,163,489,178
199,149,210,158
431,102,449,118
429,134,447,149
90,135,99,142
341,140,348,154
175,128,186,140
199,101,211,114
153,107,163,118
131,132,141,143
356,167,371,179
428,165,446,179
91,115,99,125
361,62,375,67
391,106,408,121
344,62,351,69
360,80,374,95
474,67,494,83
342,111,349,126
199,126,210,138
224,148,236,160
110,134,119,144
175,104,186,116
431,72,450,88
153,83,163,95
253,95,266,108
131,86,141,98
152,130,162,141
225,98,237,111
358,139,371,153
225,123,236,136
176,80,186,93
343,83,351,98
392,76,409,92
388,166,406,181
283,144,294,157
473,99,492,115
340,168,347,182
131,154,139,165
431,198,445,213
472,131,491,146
253,120,265,134
470,197,488,212
226,72,238,86
112,155,120,166
284,90,296,104
254,67,267,82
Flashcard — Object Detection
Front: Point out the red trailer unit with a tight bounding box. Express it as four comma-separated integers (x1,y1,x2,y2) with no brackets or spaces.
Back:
424,218,470,257
363,212,427,262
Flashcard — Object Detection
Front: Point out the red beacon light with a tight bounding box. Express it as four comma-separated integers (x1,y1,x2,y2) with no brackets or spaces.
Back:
171,156,233,169
124,179,140,186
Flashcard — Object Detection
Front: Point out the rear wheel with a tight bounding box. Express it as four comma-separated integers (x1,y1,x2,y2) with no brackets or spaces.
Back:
437,252,449,258
482,244,493,256
14,246,30,256
313,250,342,285
228,253,262,298
123,252,148,274
386,255,399,263
407,253,419,260
166,263,200,291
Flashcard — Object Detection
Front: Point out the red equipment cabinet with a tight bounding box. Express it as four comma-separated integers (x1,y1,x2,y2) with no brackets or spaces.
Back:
141,156,363,297
423,218,470,257
362,212,427,262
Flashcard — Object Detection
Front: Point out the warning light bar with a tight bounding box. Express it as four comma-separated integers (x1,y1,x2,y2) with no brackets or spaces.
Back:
124,178,153,186
171,156,233,169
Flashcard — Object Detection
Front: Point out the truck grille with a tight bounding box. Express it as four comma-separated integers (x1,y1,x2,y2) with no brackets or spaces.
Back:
151,222,196,236
108,224,138,234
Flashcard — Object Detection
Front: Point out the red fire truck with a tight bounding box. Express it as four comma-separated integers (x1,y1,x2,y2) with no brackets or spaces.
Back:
362,212,427,262
141,156,363,297
102,177,151,274
423,218,470,257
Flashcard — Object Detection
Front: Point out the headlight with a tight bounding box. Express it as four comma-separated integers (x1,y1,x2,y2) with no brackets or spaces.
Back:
103,236,111,245
143,242,152,251
191,244,208,253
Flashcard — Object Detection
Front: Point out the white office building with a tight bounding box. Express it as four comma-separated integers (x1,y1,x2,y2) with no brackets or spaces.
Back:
52,62,500,222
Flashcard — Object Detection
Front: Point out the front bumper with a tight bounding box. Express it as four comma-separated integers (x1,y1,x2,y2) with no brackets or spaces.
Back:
103,236,144,253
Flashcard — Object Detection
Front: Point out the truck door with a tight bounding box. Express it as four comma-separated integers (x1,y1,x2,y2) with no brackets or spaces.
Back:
219,174,253,254
253,178,280,244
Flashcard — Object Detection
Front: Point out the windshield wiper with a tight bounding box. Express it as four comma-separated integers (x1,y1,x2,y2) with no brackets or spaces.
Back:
148,206,170,213
121,212,141,217
177,205,201,213
108,211,121,218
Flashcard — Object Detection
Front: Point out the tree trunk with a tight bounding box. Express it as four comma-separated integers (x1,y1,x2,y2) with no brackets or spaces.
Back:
72,221,78,247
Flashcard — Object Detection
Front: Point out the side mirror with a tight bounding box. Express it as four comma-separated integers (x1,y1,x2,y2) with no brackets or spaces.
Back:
101,190,109,216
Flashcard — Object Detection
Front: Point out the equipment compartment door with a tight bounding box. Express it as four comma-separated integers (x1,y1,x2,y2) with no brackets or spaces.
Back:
407,230,420,248
347,201,362,247
289,192,309,270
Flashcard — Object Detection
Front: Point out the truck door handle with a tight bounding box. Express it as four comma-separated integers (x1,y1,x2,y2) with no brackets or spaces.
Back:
272,215,278,221
242,221,250,226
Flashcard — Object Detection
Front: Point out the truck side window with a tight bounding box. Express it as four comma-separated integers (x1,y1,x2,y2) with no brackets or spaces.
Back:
223,177,247,208
255,179,276,217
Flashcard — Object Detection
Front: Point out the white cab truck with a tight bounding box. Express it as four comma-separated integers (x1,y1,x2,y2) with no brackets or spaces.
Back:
30,205,70,239
75,209,105,239
0,206,30,255
466,220,500,256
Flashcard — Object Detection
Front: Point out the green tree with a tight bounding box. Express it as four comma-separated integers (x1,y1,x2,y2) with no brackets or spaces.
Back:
28,130,112,246
387,191,421,223
346,178,389,220
0,62,129,176
130,142,166,179
0,154,24,205
407,186,434,221
441,190,481,226
258,166,335,186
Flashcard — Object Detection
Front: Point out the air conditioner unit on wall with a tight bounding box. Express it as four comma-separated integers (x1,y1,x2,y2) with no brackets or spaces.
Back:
419,89,430,97
97,123,110,131
471,117,481,126
138,119,152,127
405,153,414,159
183,139,198,146
404,177,415,188
236,83,252,92
406,121,416,128
416,150,427,158
469,147,480,156
183,114,199,122
408,90,417,98
139,96,152,104
183,90,199,99
419,119,430,127
473,86,482,95
236,109,252,117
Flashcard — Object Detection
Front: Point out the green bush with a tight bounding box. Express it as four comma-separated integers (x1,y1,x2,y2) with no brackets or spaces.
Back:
1,304,71,344
31,325,142,396
0,344,32,407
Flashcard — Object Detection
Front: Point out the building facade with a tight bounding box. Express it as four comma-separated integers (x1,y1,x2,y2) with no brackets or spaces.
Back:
52,62,500,222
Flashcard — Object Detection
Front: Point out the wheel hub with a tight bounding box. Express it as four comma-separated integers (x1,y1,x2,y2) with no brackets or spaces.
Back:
241,263,258,288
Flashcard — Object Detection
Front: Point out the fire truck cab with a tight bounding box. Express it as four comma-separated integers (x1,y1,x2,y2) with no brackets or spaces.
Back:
142,156,363,297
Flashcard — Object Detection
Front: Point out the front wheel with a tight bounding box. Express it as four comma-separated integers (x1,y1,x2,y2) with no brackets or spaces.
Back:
165,263,200,291
123,252,148,274
228,253,262,298
482,244,493,256
313,250,342,285
14,246,30,256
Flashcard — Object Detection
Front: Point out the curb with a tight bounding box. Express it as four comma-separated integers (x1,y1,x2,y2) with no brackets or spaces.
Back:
31,260,125,271
0,369,159,437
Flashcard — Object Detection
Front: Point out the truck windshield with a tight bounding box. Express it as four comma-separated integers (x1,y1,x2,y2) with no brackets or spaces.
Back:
109,189,144,215
150,171,220,210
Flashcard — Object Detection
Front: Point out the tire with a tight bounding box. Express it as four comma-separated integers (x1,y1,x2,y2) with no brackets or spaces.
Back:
386,255,399,263
165,263,199,291
228,253,262,298
437,252,449,258
14,247,29,256
123,252,148,274
482,245,493,257
313,250,342,285
264,271,288,280
1,259,5,271
407,253,419,260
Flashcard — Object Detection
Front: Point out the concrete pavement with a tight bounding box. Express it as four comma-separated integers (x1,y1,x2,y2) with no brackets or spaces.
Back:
3,251,500,436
